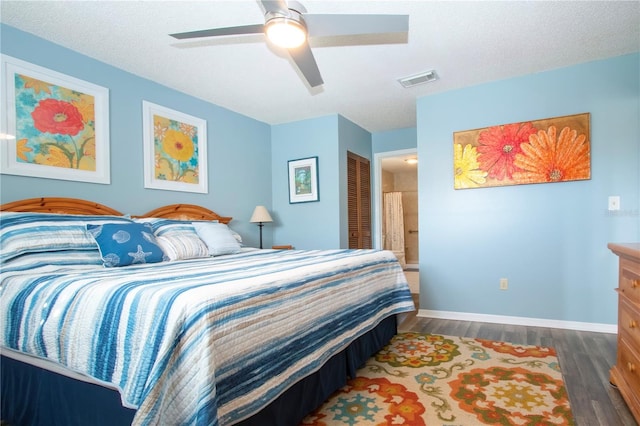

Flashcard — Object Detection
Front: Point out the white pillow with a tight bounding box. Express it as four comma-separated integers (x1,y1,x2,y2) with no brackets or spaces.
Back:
156,234,209,261
229,228,243,246
192,222,242,256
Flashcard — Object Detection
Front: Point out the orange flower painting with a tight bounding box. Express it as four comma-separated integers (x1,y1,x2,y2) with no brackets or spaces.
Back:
453,113,590,189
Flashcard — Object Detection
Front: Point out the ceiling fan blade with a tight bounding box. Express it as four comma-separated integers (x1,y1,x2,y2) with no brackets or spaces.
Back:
261,0,290,15
170,24,264,40
288,42,324,88
304,14,409,38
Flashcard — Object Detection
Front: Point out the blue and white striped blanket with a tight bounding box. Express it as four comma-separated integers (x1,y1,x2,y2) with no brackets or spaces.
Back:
1,248,414,425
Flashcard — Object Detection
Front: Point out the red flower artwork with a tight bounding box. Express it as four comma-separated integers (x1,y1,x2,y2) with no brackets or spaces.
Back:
476,122,538,180
454,113,590,189
31,98,85,136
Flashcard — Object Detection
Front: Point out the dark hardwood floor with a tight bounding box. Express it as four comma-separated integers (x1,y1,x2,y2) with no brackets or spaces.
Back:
397,299,637,426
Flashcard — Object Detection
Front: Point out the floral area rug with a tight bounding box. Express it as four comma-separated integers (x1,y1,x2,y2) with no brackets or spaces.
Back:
301,332,575,425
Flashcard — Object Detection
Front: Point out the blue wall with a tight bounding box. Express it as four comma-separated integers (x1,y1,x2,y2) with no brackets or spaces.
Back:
417,53,640,325
270,115,371,249
0,25,272,247
372,127,417,153
271,115,340,249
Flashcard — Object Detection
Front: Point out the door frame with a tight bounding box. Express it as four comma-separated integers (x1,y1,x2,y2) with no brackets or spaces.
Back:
372,148,418,250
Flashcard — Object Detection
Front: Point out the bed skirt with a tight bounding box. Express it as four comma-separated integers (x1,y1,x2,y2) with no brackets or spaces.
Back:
1,315,397,426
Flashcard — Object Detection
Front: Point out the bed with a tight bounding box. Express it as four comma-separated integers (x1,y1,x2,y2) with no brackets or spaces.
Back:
0,197,414,426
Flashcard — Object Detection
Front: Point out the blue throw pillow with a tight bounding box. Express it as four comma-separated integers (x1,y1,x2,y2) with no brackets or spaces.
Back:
87,222,166,267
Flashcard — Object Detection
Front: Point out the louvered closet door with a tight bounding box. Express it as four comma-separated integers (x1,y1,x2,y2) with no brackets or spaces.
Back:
348,151,372,249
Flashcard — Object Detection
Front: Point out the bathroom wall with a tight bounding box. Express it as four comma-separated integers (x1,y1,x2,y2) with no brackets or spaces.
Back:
394,170,419,265
381,168,419,265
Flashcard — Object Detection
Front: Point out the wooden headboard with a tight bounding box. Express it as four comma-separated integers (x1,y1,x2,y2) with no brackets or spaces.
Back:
0,197,124,216
138,204,232,224
0,197,232,224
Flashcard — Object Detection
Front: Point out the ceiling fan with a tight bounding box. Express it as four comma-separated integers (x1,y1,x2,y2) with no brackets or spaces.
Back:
170,0,409,88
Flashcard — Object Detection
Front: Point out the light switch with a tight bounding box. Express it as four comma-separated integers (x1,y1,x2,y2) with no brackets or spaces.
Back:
608,196,620,211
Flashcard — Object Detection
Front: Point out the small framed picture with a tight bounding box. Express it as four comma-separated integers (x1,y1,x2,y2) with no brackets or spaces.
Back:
288,156,319,203
142,101,208,193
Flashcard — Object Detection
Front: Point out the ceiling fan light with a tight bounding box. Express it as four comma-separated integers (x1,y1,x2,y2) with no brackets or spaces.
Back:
265,17,306,48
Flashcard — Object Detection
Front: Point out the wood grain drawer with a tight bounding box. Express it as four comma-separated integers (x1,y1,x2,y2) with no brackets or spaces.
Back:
622,255,640,275
620,261,640,305
618,337,640,395
620,298,640,353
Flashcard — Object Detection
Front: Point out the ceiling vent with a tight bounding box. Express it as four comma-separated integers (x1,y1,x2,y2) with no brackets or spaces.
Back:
398,70,438,88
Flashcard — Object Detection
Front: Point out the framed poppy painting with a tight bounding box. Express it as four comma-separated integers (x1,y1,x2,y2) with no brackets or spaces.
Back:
0,55,110,184
453,113,591,189
142,101,208,193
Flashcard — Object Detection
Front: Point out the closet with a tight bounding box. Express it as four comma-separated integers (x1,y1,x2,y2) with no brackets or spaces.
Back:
347,151,371,249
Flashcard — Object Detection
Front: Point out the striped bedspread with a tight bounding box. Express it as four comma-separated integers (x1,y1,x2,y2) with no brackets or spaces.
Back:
1,248,414,425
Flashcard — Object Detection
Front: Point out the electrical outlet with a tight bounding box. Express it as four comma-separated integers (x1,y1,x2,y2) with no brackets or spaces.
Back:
500,278,508,290
608,196,620,211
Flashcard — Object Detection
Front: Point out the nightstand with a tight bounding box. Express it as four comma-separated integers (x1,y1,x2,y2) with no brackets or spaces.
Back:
272,245,293,250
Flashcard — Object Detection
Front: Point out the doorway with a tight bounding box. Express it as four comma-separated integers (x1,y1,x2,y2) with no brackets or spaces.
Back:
373,149,419,295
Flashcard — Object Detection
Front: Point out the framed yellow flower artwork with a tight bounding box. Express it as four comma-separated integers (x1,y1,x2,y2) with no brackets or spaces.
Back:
0,55,110,184
453,113,591,189
142,101,208,193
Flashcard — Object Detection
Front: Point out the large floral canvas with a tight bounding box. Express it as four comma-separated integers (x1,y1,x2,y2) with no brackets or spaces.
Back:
142,101,207,193
453,113,590,189
0,55,110,184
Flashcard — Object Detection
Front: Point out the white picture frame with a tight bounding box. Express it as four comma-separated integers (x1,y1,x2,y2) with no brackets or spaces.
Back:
0,55,110,184
142,101,208,194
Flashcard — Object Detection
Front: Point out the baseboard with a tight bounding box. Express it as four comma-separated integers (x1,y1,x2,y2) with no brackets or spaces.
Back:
417,309,617,334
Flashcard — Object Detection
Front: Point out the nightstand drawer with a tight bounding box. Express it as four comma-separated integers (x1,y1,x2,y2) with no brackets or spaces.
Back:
619,338,640,395
621,259,640,305
620,298,640,354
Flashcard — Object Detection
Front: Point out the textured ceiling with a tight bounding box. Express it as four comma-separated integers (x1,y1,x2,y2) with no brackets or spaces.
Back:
1,1,639,133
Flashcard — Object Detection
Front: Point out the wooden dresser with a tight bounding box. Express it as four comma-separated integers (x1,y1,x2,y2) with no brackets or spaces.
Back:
609,242,640,423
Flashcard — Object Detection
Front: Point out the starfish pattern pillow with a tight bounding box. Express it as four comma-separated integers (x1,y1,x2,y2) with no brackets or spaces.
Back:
87,223,166,267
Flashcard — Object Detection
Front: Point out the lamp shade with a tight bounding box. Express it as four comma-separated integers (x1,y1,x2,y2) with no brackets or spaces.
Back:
250,206,273,223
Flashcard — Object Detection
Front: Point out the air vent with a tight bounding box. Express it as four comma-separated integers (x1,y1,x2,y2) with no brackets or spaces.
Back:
398,70,438,88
